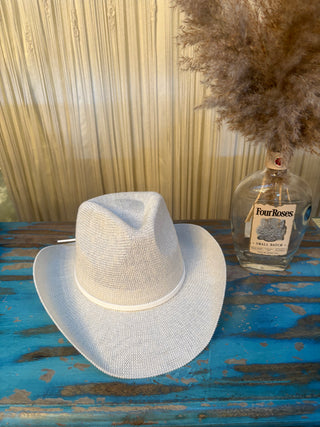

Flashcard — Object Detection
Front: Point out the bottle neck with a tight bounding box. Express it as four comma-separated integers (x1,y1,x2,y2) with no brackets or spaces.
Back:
264,149,291,172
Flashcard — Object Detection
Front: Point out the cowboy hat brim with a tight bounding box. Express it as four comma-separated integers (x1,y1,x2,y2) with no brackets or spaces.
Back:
33,223,226,379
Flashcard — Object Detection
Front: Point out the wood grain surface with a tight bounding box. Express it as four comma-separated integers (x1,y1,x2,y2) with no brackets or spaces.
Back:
0,221,319,426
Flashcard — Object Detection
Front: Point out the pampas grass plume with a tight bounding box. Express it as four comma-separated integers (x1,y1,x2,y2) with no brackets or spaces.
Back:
175,0,320,155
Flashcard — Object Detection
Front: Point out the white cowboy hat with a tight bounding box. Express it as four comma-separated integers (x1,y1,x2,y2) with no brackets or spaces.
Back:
33,192,226,379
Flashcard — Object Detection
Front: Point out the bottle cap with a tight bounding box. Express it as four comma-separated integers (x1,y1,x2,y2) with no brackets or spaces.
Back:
265,150,290,170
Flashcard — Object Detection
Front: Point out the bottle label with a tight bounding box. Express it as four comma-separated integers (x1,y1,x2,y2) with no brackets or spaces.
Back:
249,203,296,256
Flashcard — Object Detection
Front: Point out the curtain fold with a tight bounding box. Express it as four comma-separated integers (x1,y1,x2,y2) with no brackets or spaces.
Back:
0,0,319,221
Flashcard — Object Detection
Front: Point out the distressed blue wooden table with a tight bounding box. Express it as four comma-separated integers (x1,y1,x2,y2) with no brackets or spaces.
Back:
0,221,319,426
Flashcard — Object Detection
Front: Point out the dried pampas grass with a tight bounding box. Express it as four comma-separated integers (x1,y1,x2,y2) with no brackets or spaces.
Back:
175,0,320,155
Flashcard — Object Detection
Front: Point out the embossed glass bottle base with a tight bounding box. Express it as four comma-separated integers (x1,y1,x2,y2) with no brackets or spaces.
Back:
234,244,294,272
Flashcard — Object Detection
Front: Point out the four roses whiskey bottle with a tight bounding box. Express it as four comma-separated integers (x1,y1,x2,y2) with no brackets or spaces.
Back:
231,150,312,271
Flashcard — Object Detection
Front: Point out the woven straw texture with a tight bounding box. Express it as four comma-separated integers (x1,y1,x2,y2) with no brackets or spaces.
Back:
75,193,184,306
33,193,226,379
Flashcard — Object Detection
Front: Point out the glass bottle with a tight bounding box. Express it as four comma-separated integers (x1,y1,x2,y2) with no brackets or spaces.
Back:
231,150,312,271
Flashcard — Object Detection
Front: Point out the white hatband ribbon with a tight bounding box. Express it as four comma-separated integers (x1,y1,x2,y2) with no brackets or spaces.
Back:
74,266,186,312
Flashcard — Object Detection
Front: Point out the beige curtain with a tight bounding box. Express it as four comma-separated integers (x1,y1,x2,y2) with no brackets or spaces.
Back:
0,0,319,221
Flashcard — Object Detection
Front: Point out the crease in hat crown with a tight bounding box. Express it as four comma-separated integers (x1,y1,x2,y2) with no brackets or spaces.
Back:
74,192,185,310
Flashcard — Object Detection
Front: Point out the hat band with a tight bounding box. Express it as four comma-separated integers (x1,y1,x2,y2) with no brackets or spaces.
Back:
74,266,186,312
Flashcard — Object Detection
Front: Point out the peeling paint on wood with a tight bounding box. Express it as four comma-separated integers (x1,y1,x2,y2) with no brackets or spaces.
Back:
40,369,55,383
71,403,187,413
1,262,33,271
180,378,198,385
18,325,59,336
272,282,314,292
18,346,79,362
0,287,15,295
73,363,91,371
61,382,187,397
196,359,208,366
232,362,320,385
295,342,304,351
1,221,320,425
1,248,39,258
225,358,247,365
246,314,320,339
285,304,307,315
0,389,94,406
